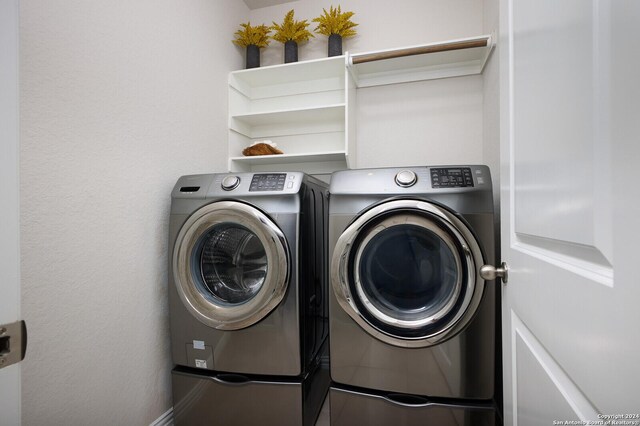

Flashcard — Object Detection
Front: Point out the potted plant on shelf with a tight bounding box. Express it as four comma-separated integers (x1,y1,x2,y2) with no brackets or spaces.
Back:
270,10,314,63
313,5,358,57
232,22,271,69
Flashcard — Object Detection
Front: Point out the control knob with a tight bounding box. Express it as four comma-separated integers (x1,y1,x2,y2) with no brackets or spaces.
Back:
395,170,417,187
221,175,240,191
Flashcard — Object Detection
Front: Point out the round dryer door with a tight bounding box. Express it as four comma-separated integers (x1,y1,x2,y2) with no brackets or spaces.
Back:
331,199,486,348
173,201,289,330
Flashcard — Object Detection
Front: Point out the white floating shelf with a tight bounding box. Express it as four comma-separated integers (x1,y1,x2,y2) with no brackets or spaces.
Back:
230,104,346,138
230,151,347,165
231,104,345,127
226,34,496,173
347,34,495,87
229,56,346,89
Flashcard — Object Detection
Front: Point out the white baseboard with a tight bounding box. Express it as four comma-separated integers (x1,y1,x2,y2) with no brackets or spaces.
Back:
149,407,173,426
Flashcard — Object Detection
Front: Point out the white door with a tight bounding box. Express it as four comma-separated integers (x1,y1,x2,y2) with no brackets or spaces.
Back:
0,0,21,424
500,0,640,424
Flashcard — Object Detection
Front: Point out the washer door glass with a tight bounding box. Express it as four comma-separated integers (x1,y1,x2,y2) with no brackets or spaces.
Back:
332,199,485,348
198,224,268,305
174,201,289,330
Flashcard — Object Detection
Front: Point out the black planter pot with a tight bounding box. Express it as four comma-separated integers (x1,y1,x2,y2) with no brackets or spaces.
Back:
328,34,342,57
246,44,260,69
284,40,298,63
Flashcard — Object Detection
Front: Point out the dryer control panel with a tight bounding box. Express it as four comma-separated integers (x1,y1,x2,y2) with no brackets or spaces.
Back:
329,165,490,196
430,167,474,188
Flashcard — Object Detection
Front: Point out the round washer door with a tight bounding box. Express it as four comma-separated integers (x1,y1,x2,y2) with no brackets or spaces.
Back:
173,201,289,330
331,199,486,348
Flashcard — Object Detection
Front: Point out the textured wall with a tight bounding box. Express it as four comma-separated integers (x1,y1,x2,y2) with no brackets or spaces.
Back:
248,0,484,66
19,1,245,424
248,0,486,169
19,1,492,423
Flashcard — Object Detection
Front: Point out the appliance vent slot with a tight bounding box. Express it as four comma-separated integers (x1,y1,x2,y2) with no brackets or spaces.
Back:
180,186,200,193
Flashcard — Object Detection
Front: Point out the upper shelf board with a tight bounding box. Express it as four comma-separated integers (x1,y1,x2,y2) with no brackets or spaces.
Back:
347,34,495,87
229,55,347,90
229,150,347,165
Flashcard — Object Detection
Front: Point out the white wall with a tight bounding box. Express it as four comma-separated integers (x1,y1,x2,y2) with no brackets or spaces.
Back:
482,0,501,409
248,0,483,65
483,0,500,213
248,0,486,168
0,1,21,424
19,1,496,423
19,0,246,423
355,76,483,168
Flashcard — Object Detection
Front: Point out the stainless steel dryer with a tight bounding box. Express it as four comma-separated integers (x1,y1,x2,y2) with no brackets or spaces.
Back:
169,172,329,426
328,166,501,426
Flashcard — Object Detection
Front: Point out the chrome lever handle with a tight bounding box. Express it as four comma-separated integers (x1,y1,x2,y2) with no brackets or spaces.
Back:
480,262,509,284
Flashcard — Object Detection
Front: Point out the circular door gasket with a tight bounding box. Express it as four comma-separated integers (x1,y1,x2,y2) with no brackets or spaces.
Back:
173,201,289,330
331,199,485,348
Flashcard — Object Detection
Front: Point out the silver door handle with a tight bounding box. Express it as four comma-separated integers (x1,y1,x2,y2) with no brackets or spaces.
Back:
0,320,27,369
480,262,509,284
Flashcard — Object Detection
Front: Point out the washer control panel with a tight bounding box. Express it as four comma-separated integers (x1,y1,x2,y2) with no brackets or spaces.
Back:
249,173,287,191
430,167,474,188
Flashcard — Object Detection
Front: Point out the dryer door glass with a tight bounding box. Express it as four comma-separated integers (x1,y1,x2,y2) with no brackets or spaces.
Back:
198,224,267,305
357,224,460,324
331,199,485,348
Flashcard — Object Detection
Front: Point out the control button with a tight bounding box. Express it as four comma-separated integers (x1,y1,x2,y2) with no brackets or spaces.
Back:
477,177,485,184
395,170,417,188
287,181,294,189
430,167,475,189
221,175,240,191
249,173,287,191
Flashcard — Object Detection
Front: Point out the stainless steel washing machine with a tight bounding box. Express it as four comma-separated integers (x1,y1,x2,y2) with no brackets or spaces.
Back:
169,172,329,426
328,166,501,426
